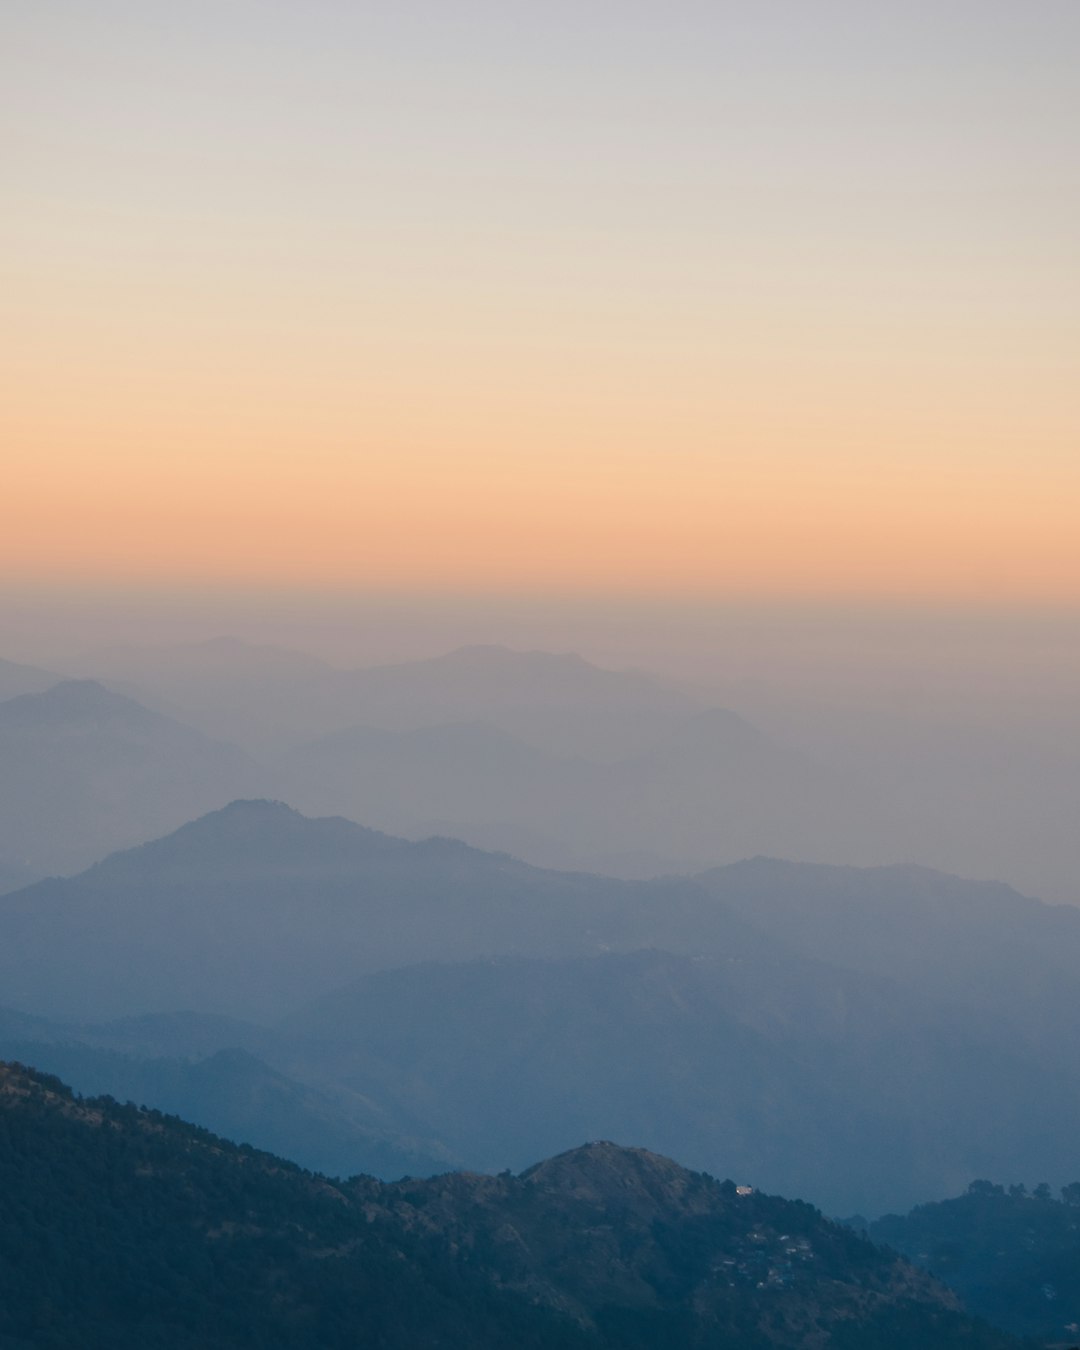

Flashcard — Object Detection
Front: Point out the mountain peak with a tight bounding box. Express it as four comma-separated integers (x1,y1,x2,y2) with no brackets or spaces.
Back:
207,797,299,820
522,1140,703,1214
146,796,363,844
76,799,409,889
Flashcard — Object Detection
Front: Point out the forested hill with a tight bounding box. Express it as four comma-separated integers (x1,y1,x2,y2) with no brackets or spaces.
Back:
0,1062,1015,1350
870,1181,1080,1343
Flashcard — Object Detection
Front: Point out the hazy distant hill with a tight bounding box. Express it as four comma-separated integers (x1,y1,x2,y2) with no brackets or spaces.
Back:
82,634,335,688
80,638,702,758
0,653,64,700
0,1061,1013,1350
0,660,72,883
0,1032,452,1181
272,695,857,880
695,858,1080,1065
315,644,700,759
725,686,1080,905
48,636,1080,900
9,939,1073,1213
69,638,851,874
401,817,701,880
0,1003,454,1181
0,681,266,874
275,718,610,844
77,636,339,751
0,799,745,1021
73,640,819,877
275,948,1080,1216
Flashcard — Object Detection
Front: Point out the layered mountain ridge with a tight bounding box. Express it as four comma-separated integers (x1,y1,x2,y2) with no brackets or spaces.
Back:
5,801,1080,1213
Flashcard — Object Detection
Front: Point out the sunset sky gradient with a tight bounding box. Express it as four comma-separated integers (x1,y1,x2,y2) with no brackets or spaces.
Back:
5,1,1079,602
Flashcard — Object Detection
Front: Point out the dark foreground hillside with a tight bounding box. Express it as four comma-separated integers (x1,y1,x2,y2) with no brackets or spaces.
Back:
870,1181,1080,1343
0,1063,1014,1350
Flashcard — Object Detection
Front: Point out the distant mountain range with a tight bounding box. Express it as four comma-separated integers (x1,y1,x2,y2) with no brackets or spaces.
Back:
0,679,264,875
0,798,730,1020
6,800,1080,1214
2,633,1074,1342
1,645,813,881
0,1062,1015,1350
271,699,836,877
6,637,1078,899
78,637,701,759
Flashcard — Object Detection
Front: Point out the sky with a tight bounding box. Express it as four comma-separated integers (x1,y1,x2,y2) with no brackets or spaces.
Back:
4,1,1079,606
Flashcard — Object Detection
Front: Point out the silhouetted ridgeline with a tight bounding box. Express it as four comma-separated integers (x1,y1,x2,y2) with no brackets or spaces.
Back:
0,1062,1016,1350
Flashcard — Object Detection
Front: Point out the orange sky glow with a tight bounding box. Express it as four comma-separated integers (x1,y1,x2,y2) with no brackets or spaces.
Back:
4,2,1078,604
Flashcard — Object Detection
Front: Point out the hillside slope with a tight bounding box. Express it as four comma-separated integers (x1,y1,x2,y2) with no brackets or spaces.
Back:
870,1182,1080,1342
0,1062,1014,1350
0,681,265,874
